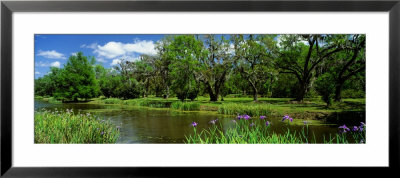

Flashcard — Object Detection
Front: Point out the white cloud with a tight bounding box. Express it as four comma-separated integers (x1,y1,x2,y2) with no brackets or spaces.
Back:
110,59,121,66
123,40,157,55
80,43,98,49
95,42,126,58
96,58,107,63
36,61,59,67
51,61,61,68
35,71,40,75
71,52,77,56
94,40,157,59
109,55,141,66
37,50,66,59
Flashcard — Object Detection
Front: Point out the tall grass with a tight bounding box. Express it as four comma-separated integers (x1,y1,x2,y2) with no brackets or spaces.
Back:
35,109,120,143
217,103,271,116
103,98,122,104
171,101,200,111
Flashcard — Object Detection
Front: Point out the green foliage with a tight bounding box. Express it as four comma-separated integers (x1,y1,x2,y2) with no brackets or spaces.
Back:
35,52,100,102
35,109,120,143
167,35,203,101
341,89,365,98
35,35,366,105
315,73,336,106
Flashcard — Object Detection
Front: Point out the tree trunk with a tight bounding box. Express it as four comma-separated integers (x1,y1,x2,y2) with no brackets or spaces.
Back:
210,93,218,102
295,82,307,101
164,86,169,99
251,84,258,101
205,81,219,101
334,81,344,102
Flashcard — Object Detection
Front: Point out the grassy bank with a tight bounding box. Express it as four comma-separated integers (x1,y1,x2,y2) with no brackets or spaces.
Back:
35,109,120,143
87,96,365,119
37,95,365,119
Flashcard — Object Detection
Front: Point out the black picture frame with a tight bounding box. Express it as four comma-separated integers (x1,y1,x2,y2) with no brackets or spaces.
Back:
1,0,399,177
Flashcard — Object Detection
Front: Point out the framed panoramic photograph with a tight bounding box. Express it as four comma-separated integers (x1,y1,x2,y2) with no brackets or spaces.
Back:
1,0,400,177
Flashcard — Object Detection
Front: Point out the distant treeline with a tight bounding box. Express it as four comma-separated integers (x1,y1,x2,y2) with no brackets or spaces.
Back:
34,34,365,105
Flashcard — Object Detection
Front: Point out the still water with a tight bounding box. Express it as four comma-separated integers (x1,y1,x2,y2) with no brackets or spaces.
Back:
35,100,365,143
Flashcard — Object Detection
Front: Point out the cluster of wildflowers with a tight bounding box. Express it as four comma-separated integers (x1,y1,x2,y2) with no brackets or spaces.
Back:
237,114,251,120
339,122,365,133
282,115,293,122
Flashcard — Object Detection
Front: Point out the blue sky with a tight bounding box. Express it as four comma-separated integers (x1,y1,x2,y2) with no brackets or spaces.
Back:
34,34,297,79
34,34,165,79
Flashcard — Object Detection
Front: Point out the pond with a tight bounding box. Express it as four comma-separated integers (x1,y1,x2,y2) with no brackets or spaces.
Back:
34,100,365,143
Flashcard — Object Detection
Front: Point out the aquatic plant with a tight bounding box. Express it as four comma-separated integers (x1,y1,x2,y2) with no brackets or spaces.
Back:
185,114,366,144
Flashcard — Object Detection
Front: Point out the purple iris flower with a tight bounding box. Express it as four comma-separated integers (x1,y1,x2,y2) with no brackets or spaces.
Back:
282,115,293,122
191,122,198,127
260,115,266,119
243,115,251,120
250,123,255,127
359,122,366,132
339,124,350,133
265,121,270,126
282,115,290,122
100,131,104,135
237,115,243,120
303,121,309,125
352,126,359,132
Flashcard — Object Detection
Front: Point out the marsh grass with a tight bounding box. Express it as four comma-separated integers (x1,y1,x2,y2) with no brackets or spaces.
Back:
171,101,200,111
34,109,120,143
103,98,122,104
217,103,271,116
